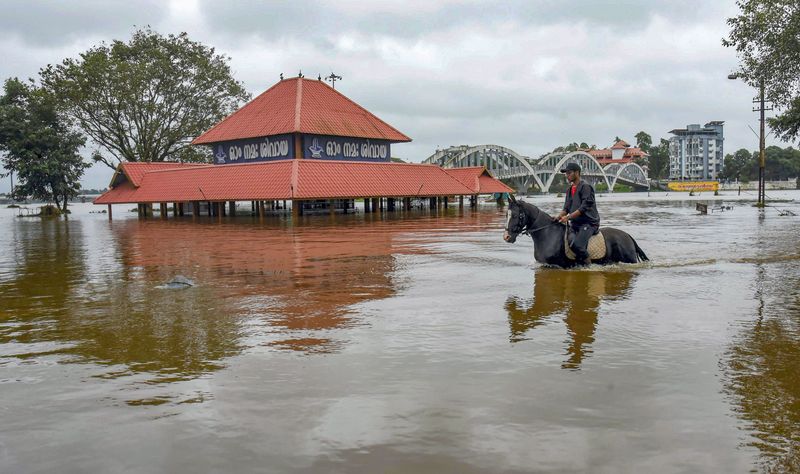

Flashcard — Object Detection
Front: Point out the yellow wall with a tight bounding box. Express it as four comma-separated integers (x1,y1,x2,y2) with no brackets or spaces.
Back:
667,181,719,192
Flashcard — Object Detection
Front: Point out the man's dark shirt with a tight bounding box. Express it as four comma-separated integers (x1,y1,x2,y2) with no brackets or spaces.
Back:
563,180,600,227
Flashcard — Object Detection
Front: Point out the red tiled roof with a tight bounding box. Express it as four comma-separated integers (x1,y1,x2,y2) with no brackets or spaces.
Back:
589,146,648,160
443,167,514,194
192,78,411,145
111,162,210,187
596,158,635,165
611,140,630,149
294,160,470,199
94,160,510,205
588,149,612,158
96,160,293,204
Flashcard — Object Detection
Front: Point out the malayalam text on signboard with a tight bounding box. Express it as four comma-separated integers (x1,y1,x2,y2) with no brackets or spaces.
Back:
303,134,391,161
211,135,294,164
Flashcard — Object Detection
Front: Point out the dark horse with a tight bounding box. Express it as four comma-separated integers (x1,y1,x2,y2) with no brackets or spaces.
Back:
502,195,648,268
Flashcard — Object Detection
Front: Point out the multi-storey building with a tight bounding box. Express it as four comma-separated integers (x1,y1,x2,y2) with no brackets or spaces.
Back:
668,121,724,180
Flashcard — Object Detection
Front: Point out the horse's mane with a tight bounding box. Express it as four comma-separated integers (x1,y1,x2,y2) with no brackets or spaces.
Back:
518,200,553,221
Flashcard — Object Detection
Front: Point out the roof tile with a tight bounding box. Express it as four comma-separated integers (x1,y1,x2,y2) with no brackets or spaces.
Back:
192,78,411,145
94,160,511,205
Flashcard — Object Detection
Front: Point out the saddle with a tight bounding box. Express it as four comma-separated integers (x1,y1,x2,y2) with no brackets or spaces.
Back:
564,228,606,261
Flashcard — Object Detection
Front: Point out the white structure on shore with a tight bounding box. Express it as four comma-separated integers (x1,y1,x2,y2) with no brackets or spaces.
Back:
668,121,724,180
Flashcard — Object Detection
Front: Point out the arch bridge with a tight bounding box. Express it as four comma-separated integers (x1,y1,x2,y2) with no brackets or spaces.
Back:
423,145,649,193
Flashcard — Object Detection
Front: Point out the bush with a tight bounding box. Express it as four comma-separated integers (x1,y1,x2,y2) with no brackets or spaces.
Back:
39,204,61,216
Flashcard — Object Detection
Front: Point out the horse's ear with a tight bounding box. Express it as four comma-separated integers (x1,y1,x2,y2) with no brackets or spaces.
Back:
508,194,517,204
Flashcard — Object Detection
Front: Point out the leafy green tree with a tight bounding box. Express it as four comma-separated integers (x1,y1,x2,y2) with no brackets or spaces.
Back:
40,27,251,170
646,139,670,180
634,131,652,153
722,148,755,181
0,78,88,211
720,148,758,181
553,142,592,153
764,145,800,179
724,0,800,142
721,146,800,181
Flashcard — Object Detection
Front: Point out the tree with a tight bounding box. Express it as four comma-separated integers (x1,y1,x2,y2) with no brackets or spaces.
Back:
0,78,88,211
764,145,800,179
721,148,755,181
634,131,652,153
646,139,670,180
40,27,251,170
724,0,800,141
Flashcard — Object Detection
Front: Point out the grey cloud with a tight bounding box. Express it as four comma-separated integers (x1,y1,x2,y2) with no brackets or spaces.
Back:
197,0,732,43
0,0,168,46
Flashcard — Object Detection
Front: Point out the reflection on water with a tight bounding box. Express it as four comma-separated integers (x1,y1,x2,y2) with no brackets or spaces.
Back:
505,268,634,369
724,263,800,472
0,212,455,382
0,219,244,385
114,217,402,354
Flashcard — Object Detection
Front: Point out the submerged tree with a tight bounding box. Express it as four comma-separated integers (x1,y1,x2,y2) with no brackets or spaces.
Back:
724,0,800,142
40,27,251,170
0,78,88,211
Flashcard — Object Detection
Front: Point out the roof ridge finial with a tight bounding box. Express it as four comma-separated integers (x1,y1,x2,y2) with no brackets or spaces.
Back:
325,72,342,89
298,70,303,78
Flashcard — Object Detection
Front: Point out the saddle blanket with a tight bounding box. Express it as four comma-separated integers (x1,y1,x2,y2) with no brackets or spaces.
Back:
565,230,606,261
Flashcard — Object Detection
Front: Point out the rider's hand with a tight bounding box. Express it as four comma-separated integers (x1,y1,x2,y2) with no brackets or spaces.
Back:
558,215,569,224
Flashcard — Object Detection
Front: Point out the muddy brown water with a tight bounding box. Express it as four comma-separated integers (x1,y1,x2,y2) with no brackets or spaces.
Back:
1,192,799,473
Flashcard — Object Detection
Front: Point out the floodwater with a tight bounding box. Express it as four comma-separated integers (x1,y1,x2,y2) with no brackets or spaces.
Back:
1,191,799,473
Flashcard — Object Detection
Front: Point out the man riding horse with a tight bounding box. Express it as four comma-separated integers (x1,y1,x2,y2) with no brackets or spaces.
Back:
555,163,598,265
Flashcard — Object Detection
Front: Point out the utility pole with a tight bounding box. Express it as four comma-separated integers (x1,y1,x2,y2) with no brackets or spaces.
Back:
754,80,772,207
729,73,771,207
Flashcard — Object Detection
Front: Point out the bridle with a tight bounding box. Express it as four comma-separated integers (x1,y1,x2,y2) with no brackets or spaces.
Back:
506,202,558,236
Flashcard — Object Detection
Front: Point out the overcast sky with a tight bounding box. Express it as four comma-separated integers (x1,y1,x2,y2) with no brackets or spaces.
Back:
0,0,791,192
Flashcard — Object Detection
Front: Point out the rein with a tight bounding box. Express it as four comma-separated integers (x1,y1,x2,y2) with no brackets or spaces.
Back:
524,221,559,235
511,203,559,235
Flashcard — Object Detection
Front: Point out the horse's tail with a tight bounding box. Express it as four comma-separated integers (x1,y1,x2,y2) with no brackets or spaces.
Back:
632,237,649,262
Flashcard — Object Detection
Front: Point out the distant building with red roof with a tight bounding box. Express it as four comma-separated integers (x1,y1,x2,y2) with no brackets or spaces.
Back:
588,139,648,166
95,76,511,218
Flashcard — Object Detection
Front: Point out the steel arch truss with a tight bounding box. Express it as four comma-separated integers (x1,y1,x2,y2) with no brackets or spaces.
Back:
603,162,649,189
537,152,610,192
425,146,649,193
423,144,544,190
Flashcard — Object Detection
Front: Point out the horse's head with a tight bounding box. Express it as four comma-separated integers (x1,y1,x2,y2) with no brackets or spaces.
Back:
503,194,527,243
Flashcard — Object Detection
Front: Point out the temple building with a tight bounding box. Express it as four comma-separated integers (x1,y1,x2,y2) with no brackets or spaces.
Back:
94,76,512,219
